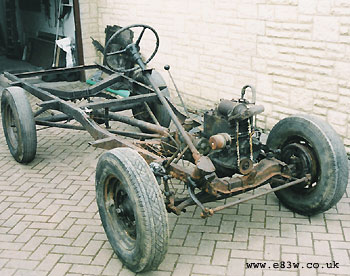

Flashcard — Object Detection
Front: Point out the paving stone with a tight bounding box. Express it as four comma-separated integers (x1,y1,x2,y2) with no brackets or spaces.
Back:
197,240,215,256
189,225,219,233
248,235,264,251
226,258,245,276
264,244,281,260
172,263,192,276
29,244,54,261
184,233,202,247
331,248,350,265
219,220,235,233
265,237,296,246
5,259,39,270
230,249,264,259
192,264,226,275
48,263,71,276
0,250,31,260
36,253,61,271
157,253,177,271
312,232,344,241
60,254,93,265
69,264,104,275
81,240,104,256
211,248,229,266
232,227,249,242
101,257,123,275
21,236,45,252
171,224,189,239
0,268,16,276
201,233,232,241
178,255,211,265
167,246,197,255
251,210,266,222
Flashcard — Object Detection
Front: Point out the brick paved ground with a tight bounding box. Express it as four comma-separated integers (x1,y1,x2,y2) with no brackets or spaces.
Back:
0,83,349,276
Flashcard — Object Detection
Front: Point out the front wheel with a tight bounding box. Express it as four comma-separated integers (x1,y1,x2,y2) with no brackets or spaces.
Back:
267,114,348,216
95,148,169,272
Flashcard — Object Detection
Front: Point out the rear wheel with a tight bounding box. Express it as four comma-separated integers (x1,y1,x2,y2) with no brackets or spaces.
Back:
95,148,169,272
131,70,171,132
267,114,348,215
1,87,37,163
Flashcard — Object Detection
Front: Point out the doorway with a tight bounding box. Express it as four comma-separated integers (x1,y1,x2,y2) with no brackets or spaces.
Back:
0,0,84,74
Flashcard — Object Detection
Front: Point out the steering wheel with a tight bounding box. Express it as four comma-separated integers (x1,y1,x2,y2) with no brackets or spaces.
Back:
103,24,159,73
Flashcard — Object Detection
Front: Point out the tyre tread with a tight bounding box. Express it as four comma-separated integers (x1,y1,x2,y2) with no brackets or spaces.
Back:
96,148,168,272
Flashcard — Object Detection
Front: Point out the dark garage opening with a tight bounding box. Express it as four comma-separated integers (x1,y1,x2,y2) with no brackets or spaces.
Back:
0,0,83,75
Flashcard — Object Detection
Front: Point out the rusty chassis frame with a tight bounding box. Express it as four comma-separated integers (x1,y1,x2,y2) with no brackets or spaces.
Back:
3,61,309,218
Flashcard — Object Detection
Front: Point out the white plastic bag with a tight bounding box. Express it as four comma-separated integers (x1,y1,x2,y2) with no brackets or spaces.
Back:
56,37,74,67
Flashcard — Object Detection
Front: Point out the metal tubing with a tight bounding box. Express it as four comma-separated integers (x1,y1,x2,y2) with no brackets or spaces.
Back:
36,120,85,130
165,67,190,117
107,112,169,136
188,185,206,213
211,177,308,214
13,65,99,78
82,93,159,110
38,113,71,122
33,107,49,118
36,120,161,139
143,102,160,126
107,130,161,139
145,72,201,162
174,145,189,164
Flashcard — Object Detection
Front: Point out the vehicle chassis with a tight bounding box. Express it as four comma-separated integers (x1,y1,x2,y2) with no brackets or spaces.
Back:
2,24,348,273
3,63,306,217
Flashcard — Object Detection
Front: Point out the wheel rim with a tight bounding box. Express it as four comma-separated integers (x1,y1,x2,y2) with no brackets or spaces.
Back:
4,104,19,150
280,140,319,193
104,175,137,249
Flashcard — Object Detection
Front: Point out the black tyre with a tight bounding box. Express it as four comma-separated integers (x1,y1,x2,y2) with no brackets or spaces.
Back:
95,148,169,272
1,87,37,163
131,70,171,132
267,114,348,215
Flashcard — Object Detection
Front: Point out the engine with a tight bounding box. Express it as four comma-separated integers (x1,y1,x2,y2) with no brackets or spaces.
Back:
160,95,265,178
201,98,264,177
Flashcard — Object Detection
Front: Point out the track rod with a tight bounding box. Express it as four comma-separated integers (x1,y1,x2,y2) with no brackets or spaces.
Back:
202,176,309,217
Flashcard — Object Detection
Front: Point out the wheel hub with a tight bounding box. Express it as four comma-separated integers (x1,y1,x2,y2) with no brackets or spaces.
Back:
105,178,137,240
114,189,136,239
281,142,318,190
5,105,19,149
